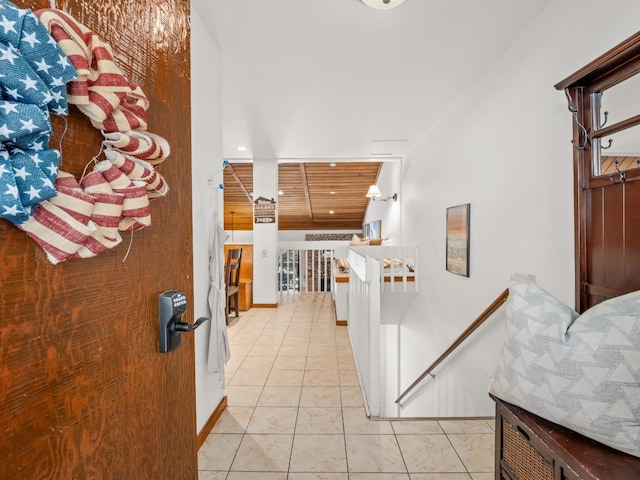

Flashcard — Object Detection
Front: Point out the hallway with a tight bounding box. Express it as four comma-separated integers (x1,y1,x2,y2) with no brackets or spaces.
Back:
198,292,494,479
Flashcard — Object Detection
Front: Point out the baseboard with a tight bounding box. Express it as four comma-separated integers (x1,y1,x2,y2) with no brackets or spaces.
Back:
251,303,278,308
197,395,227,451
332,297,347,326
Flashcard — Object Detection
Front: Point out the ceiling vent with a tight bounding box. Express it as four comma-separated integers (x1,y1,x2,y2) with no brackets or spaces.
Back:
367,139,408,156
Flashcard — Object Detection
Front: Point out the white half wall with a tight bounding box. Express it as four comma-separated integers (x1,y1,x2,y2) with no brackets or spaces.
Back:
394,0,640,417
190,6,226,433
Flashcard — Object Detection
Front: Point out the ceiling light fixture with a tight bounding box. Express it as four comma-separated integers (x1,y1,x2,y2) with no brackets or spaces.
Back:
238,146,247,151
366,184,397,202
360,0,406,10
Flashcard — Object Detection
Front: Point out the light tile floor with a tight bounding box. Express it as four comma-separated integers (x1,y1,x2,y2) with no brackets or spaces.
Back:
199,292,495,480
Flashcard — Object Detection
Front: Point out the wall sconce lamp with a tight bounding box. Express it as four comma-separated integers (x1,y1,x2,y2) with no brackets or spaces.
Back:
366,184,398,202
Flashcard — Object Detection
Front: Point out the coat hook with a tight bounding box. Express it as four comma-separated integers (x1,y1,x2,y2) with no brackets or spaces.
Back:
609,159,625,184
600,139,613,149
564,89,589,150
571,115,589,150
598,111,609,129
207,160,230,186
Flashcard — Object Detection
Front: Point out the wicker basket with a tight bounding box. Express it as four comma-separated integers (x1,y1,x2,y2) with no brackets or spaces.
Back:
502,418,554,480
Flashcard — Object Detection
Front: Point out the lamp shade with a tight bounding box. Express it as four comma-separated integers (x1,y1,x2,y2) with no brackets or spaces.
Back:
360,0,406,10
366,184,382,198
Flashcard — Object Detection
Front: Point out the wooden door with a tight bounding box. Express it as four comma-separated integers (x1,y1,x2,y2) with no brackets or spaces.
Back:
0,1,196,478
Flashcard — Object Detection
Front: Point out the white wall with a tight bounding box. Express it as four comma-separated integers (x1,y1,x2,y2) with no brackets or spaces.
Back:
225,230,253,244
364,160,403,244
394,0,640,417
190,7,226,433
252,159,279,304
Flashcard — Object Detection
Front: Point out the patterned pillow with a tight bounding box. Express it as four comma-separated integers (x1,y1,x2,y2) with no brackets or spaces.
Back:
490,276,640,458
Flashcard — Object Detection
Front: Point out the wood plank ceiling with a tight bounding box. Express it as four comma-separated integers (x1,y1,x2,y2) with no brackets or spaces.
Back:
223,162,382,231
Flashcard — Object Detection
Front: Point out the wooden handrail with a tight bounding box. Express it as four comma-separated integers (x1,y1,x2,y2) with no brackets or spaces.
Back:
395,288,510,406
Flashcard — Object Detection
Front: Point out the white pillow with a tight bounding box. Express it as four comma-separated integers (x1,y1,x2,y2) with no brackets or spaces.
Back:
490,275,640,458
349,234,370,246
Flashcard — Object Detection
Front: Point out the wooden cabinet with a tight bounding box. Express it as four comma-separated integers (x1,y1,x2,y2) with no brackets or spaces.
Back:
493,396,640,480
238,280,253,311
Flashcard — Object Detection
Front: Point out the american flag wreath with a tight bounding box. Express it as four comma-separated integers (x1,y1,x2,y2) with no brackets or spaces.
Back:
0,0,171,263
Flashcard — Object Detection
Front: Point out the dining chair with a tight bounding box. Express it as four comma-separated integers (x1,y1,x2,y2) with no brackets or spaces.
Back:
225,248,242,325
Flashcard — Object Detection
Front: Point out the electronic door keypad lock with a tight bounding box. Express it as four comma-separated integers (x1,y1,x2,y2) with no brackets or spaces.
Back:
159,290,209,353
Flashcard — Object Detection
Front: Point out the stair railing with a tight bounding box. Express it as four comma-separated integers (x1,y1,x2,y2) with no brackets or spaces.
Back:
395,288,510,406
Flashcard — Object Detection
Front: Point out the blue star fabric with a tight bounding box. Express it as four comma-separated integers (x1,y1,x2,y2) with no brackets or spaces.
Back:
0,145,26,222
0,144,58,224
0,0,77,115
9,147,57,207
0,99,51,149
0,0,77,225
28,148,60,183
0,43,53,105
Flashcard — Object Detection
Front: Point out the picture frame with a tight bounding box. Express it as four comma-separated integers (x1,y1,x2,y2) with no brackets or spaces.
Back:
363,219,381,239
446,203,470,277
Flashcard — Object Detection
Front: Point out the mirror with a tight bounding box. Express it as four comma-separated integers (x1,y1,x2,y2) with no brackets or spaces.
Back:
593,123,640,176
591,74,640,176
595,73,640,125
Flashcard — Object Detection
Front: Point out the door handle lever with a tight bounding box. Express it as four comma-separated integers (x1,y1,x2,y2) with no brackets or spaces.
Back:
174,317,209,332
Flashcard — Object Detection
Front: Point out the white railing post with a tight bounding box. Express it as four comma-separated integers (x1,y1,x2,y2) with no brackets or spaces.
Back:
367,256,381,417
347,248,381,417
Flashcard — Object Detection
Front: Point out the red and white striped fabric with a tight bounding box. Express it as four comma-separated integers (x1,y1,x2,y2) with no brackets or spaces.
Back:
17,163,148,263
48,176,122,259
105,150,168,198
35,9,149,133
48,184,95,225
18,173,95,264
84,192,124,240
94,160,135,190
55,170,84,189
92,161,151,231
78,172,125,240
114,183,151,232
102,130,170,165
19,200,94,264
80,169,114,195
72,230,122,259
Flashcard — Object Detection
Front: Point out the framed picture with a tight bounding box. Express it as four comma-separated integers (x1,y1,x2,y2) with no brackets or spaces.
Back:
363,220,381,239
446,204,470,277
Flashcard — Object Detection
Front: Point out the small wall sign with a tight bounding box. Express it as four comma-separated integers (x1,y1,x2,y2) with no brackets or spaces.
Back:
254,196,276,224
